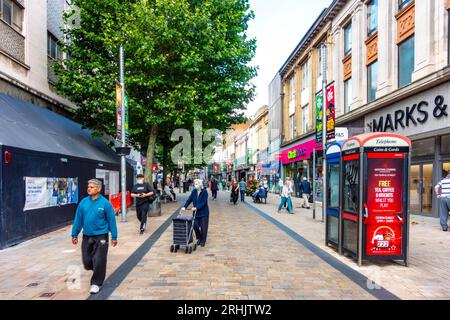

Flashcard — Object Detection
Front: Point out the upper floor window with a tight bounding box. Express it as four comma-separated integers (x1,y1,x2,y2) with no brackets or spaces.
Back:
302,61,309,90
344,78,352,113
367,0,378,36
398,35,415,88
290,114,295,140
48,32,63,60
0,0,23,32
367,61,378,103
290,77,295,101
302,104,310,134
318,48,322,78
398,0,413,10
344,22,352,56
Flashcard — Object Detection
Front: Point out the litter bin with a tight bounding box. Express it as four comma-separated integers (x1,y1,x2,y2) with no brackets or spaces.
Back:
148,193,161,217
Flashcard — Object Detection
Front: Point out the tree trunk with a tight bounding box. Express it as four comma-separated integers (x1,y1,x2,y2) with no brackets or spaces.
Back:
145,125,158,184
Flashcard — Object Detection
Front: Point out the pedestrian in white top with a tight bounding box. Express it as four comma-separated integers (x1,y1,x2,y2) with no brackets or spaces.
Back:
277,178,293,214
435,173,450,231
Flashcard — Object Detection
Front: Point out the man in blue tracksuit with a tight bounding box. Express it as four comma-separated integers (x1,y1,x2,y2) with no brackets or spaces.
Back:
239,178,247,202
71,179,118,295
182,179,210,247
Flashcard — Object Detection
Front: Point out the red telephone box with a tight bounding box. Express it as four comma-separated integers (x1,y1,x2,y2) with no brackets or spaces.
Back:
341,133,411,266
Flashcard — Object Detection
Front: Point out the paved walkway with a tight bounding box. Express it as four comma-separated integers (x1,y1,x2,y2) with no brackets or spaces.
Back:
106,192,378,300
0,197,184,300
249,192,450,300
0,190,447,300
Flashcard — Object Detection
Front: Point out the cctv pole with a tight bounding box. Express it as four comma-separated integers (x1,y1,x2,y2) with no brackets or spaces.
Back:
321,44,327,225
120,44,127,223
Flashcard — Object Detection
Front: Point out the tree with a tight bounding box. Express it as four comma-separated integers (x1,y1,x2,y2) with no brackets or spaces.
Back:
54,0,257,183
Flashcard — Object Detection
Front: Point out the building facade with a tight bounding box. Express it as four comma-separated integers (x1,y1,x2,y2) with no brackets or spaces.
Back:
330,0,450,218
250,105,269,182
278,8,333,201
0,0,74,115
274,0,450,218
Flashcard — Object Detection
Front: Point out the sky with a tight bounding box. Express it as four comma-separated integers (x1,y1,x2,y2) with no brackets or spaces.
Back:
246,0,333,117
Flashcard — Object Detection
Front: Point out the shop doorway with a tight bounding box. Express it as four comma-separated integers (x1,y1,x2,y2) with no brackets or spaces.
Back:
410,163,433,215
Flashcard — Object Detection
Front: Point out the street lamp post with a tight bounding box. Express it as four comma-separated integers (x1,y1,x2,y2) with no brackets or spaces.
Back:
120,44,127,223
321,44,327,227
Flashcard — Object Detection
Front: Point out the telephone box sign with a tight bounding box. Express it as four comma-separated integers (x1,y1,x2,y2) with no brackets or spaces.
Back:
365,153,405,256
342,139,361,152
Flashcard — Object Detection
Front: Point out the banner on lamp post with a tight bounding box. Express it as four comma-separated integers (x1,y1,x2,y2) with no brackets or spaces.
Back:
315,93,323,145
326,84,335,141
116,84,123,140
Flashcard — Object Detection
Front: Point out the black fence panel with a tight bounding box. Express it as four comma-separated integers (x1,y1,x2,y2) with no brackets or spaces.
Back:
0,145,133,249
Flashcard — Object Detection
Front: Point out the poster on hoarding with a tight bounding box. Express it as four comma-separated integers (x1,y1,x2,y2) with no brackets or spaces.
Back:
24,177,78,211
365,154,404,256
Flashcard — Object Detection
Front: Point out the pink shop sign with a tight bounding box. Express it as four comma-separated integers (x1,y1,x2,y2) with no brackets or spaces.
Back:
281,139,323,165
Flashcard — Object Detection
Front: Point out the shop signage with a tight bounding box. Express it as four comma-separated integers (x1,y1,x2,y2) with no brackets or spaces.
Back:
281,139,317,165
365,82,450,137
365,154,404,256
326,85,335,140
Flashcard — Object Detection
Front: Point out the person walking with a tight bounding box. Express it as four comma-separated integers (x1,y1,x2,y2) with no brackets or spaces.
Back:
182,179,210,247
210,177,219,200
230,180,239,205
300,177,311,209
239,178,247,202
278,178,294,214
435,172,450,231
131,174,155,234
71,179,118,295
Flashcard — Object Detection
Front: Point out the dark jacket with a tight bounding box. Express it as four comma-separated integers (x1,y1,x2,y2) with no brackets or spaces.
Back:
210,179,219,191
184,189,210,218
300,180,311,194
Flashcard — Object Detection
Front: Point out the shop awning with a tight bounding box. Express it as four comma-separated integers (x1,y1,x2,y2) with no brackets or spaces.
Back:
0,93,120,163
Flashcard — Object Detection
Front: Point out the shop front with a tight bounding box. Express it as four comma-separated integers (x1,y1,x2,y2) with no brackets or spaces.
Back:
365,80,450,218
280,137,322,198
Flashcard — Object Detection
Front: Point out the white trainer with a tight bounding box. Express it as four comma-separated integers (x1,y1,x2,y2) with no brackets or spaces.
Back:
90,285,101,294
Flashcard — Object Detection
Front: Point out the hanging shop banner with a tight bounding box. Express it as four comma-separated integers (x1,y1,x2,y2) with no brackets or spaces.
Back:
326,84,335,141
365,153,405,256
315,93,323,145
116,84,123,140
24,177,79,211
124,94,129,142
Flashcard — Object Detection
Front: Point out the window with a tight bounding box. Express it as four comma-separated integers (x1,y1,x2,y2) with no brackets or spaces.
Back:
302,61,309,90
302,104,309,134
318,48,323,77
48,32,63,60
367,61,378,103
290,115,295,139
343,160,360,214
344,23,352,56
398,0,413,10
0,0,23,32
2,0,12,25
290,77,295,101
327,162,340,210
398,36,415,88
344,78,352,113
442,135,450,154
367,0,378,36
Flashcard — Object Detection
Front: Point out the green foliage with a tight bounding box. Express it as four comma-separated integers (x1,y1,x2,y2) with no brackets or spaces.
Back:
53,0,257,166
246,179,258,196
